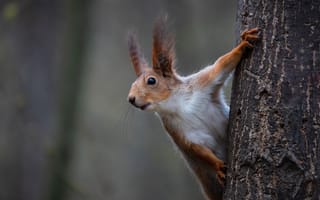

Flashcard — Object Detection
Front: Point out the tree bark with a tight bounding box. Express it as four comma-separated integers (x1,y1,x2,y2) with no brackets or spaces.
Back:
225,0,320,199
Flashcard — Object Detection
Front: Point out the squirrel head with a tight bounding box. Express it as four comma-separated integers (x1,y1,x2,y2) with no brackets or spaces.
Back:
127,16,180,111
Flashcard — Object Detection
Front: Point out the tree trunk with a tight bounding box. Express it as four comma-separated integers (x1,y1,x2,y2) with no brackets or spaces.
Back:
225,0,320,199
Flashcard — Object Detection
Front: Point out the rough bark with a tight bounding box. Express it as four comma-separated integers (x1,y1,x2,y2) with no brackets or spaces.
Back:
225,0,320,199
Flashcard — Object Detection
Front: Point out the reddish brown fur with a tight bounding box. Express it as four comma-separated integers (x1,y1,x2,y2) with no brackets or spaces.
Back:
161,116,224,200
128,32,147,76
194,167,223,200
128,69,171,105
197,28,259,89
152,16,176,78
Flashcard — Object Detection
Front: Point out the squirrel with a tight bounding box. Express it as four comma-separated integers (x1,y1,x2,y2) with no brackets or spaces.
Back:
127,16,258,200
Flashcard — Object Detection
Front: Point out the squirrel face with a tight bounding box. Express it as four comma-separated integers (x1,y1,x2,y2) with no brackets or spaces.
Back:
128,68,173,111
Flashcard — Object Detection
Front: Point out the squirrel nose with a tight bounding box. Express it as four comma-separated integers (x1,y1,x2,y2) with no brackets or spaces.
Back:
128,96,136,105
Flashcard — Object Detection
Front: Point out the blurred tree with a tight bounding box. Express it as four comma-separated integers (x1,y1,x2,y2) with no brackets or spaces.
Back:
0,0,89,200
225,0,320,199
48,0,89,200
0,1,64,200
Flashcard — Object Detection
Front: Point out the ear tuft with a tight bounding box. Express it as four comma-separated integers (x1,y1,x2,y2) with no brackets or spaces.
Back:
152,16,176,78
128,31,147,76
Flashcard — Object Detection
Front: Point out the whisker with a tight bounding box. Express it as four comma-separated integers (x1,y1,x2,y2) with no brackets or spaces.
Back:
119,104,135,139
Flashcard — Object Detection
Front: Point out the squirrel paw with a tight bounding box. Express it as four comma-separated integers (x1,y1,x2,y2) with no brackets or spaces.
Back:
216,163,226,186
240,28,259,49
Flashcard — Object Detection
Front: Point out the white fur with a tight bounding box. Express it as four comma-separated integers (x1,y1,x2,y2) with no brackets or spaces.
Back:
155,70,230,160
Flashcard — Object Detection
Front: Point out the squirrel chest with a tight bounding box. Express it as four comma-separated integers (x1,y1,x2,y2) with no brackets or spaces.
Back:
156,80,229,161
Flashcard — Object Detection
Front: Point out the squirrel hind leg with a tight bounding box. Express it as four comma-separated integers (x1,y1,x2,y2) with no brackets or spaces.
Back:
196,169,224,200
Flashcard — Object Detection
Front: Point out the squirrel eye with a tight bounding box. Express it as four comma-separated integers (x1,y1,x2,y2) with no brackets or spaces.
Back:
147,77,156,85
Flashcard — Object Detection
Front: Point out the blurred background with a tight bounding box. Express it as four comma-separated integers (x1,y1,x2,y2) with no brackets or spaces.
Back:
0,0,236,200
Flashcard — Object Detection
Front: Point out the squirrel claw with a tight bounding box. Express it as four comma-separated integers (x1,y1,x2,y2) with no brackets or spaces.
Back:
216,171,226,186
241,28,260,44
216,162,226,186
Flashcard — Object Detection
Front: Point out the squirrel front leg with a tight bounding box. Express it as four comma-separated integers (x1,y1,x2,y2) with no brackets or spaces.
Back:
188,143,226,185
196,28,259,88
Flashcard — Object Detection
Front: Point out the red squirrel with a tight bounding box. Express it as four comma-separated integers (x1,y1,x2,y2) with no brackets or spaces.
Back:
127,17,258,200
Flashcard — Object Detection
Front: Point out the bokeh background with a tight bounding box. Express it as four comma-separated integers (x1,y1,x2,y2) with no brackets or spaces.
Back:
0,1,236,200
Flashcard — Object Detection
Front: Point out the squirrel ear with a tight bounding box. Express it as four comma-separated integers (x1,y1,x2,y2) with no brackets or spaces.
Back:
152,16,176,78
128,32,147,77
